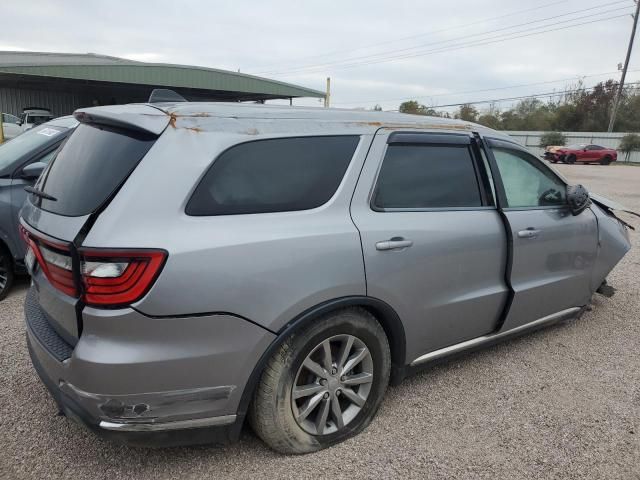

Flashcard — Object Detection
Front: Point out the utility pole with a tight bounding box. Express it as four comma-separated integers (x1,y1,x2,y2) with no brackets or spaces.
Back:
608,0,640,132
324,77,331,108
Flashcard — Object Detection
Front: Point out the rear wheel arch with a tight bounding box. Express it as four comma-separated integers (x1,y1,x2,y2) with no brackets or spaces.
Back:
235,296,407,425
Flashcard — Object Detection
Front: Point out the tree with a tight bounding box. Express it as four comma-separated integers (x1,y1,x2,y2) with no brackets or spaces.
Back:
456,104,479,122
373,104,382,111
618,133,640,162
395,79,640,131
477,113,501,129
399,100,429,115
539,132,567,148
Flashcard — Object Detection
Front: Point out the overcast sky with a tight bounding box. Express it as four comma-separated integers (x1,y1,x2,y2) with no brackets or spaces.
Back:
3,0,639,112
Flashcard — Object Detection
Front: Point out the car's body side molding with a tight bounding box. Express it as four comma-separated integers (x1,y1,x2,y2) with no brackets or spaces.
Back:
410,306,582,367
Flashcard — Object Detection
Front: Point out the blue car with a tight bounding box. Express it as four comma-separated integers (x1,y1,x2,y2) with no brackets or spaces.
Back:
0,116,77,299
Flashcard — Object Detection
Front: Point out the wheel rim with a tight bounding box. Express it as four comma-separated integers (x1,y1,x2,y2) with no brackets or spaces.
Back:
291,334,374,436
0,254,8,292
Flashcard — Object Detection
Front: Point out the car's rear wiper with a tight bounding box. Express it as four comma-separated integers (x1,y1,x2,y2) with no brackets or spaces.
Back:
24,186,57,201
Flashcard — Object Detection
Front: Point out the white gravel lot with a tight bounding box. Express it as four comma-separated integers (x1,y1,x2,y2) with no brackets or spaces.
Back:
0,163,638,480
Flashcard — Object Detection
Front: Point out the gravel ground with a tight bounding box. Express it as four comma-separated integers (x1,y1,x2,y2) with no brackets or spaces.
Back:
1,164,639,480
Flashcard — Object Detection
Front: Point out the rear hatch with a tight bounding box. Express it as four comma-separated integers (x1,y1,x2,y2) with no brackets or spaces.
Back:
21,104,169,345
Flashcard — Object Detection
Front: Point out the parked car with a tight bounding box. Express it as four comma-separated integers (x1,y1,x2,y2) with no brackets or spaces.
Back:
0,116,77,299
545,144,617,164
1,112,22,141
21,103,633,453
21,108,55,129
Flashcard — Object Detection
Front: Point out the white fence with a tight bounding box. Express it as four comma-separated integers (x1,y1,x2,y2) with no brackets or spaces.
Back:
504,131,640,163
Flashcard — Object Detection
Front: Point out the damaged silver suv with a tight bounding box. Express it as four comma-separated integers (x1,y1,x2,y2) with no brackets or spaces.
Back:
22,102,633,453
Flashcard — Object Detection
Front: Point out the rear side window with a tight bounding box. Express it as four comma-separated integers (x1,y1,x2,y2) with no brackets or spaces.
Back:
35,123,156,216
373,144,482,209
186,136,359,216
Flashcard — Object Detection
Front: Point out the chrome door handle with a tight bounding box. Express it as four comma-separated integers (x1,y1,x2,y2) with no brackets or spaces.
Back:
517,228,540,239
375,238,413,251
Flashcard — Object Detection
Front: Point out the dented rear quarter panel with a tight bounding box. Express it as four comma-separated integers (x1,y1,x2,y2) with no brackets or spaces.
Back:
81,125,373,332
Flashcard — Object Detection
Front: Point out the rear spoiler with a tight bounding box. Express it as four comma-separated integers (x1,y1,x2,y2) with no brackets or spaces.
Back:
74,104,170,136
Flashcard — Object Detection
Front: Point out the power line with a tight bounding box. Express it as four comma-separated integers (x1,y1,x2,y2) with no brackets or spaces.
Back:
255,1,632,75
333,68,640,106
274,11,631,75
425,81,640,109
248,0,570,71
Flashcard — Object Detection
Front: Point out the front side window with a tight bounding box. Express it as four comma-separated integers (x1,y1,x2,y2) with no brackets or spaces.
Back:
186,136,360,216
372,144,482,209
492,147,566,208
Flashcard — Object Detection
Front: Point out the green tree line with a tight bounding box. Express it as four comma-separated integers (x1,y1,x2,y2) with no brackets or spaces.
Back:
398,80,640,132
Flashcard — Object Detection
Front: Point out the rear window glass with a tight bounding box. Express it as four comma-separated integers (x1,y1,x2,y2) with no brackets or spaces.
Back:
373,144,482,209
34,123,156,216
186,136,359,216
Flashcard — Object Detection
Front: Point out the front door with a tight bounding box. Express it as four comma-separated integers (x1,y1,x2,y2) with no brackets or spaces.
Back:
484,138,598,331
350,131,509,362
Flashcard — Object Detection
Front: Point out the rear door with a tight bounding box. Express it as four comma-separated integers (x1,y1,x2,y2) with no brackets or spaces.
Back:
350,131,509,362
483,137,598,331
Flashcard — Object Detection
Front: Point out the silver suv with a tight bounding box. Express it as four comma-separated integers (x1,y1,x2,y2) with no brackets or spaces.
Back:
22,103,632,453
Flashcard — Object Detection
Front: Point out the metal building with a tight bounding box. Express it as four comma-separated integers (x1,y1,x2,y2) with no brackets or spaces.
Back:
0,51,325,116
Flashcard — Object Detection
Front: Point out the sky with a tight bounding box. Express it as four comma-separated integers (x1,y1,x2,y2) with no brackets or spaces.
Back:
2,0,640,113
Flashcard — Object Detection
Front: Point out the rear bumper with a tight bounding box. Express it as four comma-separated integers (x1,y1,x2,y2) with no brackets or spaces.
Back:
25,286,275,447
27,334,240,447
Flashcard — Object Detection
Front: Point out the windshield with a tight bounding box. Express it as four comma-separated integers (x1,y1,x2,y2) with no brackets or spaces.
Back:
0,124,67,173
27,115,53,125
566,144,586,150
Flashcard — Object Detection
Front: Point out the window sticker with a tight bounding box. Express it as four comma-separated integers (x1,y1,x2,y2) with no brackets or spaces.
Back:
37,128,60,137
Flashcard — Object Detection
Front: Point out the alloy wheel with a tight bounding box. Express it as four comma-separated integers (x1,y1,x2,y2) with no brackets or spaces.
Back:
291,334,374,436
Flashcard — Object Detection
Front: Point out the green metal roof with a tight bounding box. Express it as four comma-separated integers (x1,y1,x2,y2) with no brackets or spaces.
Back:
0,51,325,99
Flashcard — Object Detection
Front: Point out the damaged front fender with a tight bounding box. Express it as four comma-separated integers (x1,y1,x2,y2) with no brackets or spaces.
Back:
589,200,633,292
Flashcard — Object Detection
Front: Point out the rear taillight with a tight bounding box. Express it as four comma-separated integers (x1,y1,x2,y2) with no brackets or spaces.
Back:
21,222,166,307
79,249,167,307
25,235,77,297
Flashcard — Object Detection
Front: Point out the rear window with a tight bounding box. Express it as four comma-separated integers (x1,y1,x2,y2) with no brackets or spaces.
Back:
186,136,359,216
34,123,156,216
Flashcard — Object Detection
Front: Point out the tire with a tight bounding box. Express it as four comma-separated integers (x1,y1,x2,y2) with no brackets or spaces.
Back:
566,154,577,164
550,159,557,164
600,155,612,165
249,307,391,454
0,247,14,301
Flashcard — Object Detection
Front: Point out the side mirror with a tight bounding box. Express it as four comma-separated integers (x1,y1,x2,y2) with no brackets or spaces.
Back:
567,184,590,216
21,162,46,180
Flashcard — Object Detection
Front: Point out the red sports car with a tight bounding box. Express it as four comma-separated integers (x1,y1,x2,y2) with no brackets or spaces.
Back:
544,144,617,165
